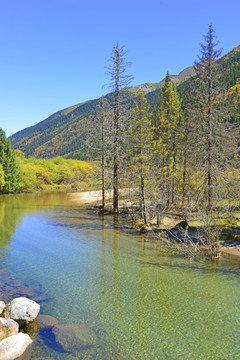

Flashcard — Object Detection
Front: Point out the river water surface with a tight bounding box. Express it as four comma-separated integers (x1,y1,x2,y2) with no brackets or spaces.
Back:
0,193,240,359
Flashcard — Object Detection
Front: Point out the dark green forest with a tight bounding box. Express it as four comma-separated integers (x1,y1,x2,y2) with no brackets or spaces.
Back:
0,129,19,193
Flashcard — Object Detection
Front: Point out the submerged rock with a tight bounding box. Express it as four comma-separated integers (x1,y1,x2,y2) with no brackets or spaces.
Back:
0,333,32,360
172,220,189,230
0,303,5,316
0,318,18,340
52,323,96,352
3,297,40,326
36,314,58,329
0,272,36,303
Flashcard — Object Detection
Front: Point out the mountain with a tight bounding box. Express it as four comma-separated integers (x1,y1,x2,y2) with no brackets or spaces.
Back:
10,46,240,159
9,66,196,159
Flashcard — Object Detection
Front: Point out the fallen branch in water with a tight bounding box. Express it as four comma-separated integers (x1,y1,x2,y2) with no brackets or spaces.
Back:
149,228,209,258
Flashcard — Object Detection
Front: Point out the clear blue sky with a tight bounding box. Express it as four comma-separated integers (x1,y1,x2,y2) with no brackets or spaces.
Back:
0,0,239,137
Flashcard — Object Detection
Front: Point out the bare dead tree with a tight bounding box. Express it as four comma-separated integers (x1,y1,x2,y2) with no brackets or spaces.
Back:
85,97,113,208
106,43,133,213
95,97,111,209
181,25,239,257
194,25,223,212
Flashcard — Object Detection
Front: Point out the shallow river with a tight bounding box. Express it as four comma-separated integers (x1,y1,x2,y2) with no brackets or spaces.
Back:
0,192,240,359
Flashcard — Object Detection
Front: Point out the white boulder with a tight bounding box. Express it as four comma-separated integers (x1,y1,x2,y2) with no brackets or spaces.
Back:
0,303,5,316
0,333,32,360
0,318,19,341
3,297,40,326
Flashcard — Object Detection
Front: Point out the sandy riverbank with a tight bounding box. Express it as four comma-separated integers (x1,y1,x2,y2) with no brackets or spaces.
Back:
68,188,136,206
68,189,111,204
220,247,240,257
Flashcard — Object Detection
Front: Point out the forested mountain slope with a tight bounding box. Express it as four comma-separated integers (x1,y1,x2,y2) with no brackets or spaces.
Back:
10,46,240,159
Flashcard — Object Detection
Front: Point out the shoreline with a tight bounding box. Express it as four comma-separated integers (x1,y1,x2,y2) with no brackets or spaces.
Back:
220,246,240,258
68,190,240,259
67,188,135,206
68,189,112,204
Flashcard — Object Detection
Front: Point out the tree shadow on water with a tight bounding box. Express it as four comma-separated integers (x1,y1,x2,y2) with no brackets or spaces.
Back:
137,258,240,277
39,328,71,355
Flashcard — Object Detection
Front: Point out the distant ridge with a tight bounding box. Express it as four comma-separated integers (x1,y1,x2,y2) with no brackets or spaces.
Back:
10,45,240,159
170,66,196,82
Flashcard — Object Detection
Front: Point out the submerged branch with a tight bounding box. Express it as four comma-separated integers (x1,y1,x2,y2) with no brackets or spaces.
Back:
149,227,214,258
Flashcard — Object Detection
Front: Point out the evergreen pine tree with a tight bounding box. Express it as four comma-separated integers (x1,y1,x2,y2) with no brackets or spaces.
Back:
128,90,153,223
0,164,5,191
154,72,181,207
183,25,238,257
0,129,19,193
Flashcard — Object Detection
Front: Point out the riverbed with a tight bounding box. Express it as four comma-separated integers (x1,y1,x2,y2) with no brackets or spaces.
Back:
0,192,240,359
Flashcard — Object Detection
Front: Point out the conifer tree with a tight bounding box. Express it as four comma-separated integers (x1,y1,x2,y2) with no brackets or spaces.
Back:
128,91,153,223
184,25,238,257
0,129,19,193
194,25,223,212
0,164,5,191
191,25,238,215
154,73,181,207
181,92,195,213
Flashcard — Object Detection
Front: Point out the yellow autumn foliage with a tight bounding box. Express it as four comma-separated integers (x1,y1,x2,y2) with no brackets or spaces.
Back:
226,79,240,97
15,152,95,191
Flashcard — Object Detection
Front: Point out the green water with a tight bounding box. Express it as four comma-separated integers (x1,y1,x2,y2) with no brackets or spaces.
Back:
0,193,240,359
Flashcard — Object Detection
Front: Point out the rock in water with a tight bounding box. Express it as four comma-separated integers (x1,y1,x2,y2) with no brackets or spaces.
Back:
36,314,59,329
172,220,189,230
0,303,5,316
0,318,19,340
52,323,96,352
0,333,32,360
3,297,40,326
